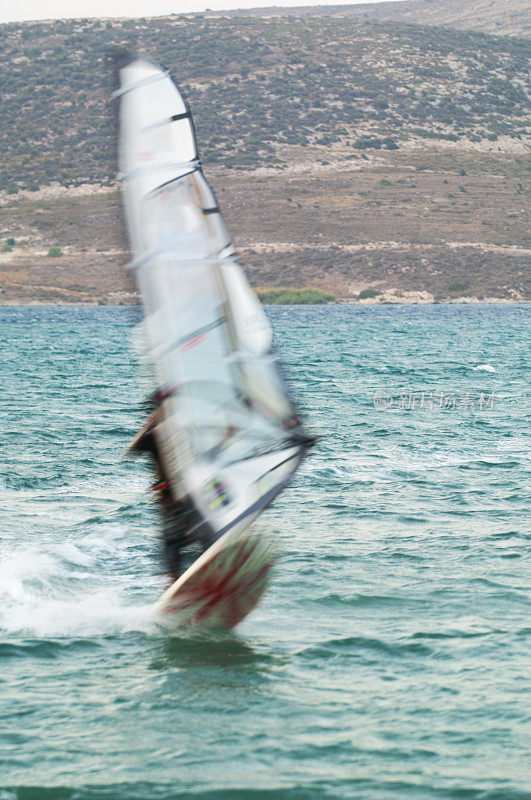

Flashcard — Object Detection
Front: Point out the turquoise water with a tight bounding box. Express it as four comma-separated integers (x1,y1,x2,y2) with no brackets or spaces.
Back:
0,305,529,800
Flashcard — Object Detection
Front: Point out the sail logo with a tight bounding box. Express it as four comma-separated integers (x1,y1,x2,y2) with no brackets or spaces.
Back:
205,478,231,511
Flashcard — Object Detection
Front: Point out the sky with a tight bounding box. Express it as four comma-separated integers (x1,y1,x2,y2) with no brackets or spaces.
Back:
0,0,398,25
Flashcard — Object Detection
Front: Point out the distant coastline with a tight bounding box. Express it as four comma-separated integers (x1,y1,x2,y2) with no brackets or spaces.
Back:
0,298,527,307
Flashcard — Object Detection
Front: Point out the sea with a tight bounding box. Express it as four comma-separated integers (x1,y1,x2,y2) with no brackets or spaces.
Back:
0,304,529,800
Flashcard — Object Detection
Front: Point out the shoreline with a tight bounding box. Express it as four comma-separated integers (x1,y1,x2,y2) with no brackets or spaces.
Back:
0,299,528,308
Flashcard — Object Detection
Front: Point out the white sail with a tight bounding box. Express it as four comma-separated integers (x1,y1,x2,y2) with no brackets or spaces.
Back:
117,57,311,545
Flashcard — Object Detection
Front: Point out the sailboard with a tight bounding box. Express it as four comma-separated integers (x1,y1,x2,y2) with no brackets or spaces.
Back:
116,57,313,628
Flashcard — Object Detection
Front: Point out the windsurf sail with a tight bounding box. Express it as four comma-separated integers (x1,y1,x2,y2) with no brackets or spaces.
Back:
116,57,313,552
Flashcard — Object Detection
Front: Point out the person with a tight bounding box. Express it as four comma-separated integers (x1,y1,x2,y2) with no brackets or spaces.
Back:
127,404,197,581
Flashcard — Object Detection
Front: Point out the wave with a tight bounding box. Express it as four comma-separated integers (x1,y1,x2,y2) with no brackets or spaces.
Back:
2,787,530,800
0,537,159,639
0,591,156,638
0,786,360,800
314,592,415,608
472,363,496,372
0,638,103,660
295,635,433,660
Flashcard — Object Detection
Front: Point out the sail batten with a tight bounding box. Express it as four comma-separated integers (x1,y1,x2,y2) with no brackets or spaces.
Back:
112,69,169,98
118,56,311,544
128,252,237,272
120,161,201,181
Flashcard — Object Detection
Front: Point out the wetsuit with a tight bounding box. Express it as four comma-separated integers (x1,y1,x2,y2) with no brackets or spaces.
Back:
128,410,194,579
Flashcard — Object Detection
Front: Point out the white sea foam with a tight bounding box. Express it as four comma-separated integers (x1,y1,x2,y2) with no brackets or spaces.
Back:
53,540,97,567
472,363,496,372
0,545,59,602
1,590,157,637
0,539,160,637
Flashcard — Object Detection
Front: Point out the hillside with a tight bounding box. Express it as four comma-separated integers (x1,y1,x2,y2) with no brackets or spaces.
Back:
1,146,528,304
1,15,529,191
0,14,529,303
224,0,531,38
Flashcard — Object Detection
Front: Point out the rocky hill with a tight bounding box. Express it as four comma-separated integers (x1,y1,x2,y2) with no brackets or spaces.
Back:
224,0,531,39
1,15,529,192
0,13,529,303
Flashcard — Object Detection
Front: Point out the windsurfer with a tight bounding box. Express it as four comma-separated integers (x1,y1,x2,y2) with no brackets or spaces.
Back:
117,56,314,625
127,406,194,581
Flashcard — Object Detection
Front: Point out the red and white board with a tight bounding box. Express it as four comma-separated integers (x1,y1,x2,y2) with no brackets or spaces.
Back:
153,527,276,629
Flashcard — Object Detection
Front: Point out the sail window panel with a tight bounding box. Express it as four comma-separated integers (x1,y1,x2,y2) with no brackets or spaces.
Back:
136,259,222,369
172,325,229,388
143,181,207,259
153,258,293,443
178,384,287,468
143,177,228,259
215,413,292,468
147,260,232,408
135,257,294,444
160,343,287,466
238,356,295,425
176,348,292,466
164,260,224,346
158,354,246,463
147,354,229,467
220,262,273,356
169,316,235,435
175,378,241,459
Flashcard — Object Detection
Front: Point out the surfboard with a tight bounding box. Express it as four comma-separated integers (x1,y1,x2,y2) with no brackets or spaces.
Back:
153,527,276,629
